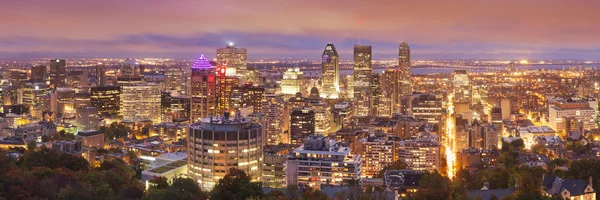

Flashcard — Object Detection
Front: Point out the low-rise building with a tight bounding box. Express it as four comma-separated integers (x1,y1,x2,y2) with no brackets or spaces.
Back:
76,129,104,148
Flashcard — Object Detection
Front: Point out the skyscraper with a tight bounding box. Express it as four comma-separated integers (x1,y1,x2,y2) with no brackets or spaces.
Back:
321,43,339,99
121,83,161,123
281,68,306,97
190,55,217,122
217,43,247,79
353,45,372,117
91,86,120,117
263,93,285,145
95,64,106,86
30,65,46,83
290,107,315,145
188,117,263,190
49,58,66,88
398,42,412,97
453,70,471,103
216,69,239,115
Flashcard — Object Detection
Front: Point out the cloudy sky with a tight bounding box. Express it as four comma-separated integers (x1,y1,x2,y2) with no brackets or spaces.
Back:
1,0,599,60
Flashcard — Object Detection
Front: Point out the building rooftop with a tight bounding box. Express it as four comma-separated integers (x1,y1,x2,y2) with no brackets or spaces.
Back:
77,129,102,137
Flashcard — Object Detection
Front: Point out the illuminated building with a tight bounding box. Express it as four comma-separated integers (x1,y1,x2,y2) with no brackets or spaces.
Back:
398,42,412,97
281,68,306,97
501,99,511,120
411,93,443,124
290,107,315,145
453,70,470,103
190,55,217,122
380,69,399,115
286,135,361,189
306,87,331,135
471,85,488,106
49,58,67,88
76,130,104,148
51,87,75,118
468,119,498,150
31,65,47,83
216,69,239,116
357,134,395,178
562,116,584,138
188,116,263,191
345,75,354,99
320,43,339,99
370,73,381,115
263,93,285,145
75,106,99,131
548,99,595,134
161,92,190,123
397,134,440,172
10,70,28,87
121,83,161,123
332,102,352,131
165,69,186,94
231,84,265,114
217,43,247,78
263,145,291,188
90,86,120,117
353,45,372,117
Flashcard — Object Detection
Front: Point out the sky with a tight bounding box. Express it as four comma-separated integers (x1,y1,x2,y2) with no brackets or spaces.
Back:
1,0,600,60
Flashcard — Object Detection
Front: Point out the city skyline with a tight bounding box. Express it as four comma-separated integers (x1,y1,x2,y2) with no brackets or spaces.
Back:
2,0,600,60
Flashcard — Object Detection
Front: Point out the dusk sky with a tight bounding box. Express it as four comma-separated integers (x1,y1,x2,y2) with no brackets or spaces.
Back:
2,0,600,60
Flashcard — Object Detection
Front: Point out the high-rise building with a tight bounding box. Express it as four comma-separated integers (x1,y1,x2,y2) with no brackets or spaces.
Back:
453,70,470,103
281,68,306,97
411,93,444,124
398,42,412,97
370,73,381,116
188,117,263,191
190,55,217,122
49,58,67,88
31,65,47,83
290,107,315,145
217,43,247,79
286,135,361,189
501,99,511,120
320,43,339,99
397,134,440,172
548,99,595,134
90,86,120,117
216,73,239,115
263,93,285,145
380,69,399,115
76,106,99,131
121,83,161,123
95,64,106,86
10,70,28,87
353,45,372,117
357,134,395,178
231,84,265,114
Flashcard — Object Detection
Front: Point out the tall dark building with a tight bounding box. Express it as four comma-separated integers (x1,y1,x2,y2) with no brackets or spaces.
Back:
398,42,412,97
370,73,381,115
190,55,217,122
90,86,121,117
231,83,265,113
49,58,67,88
10,70,28,87
31,65,47,83
321,43,339,99
353,45,372,117
290,107,315,145
96,64,106,86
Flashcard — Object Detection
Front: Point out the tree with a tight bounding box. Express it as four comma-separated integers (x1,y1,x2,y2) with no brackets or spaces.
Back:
376,160,408,178
407,171,451,200
142,125,150,136
27,141,36,151
301,187,330,200
211,168,263,200
286,184,300,200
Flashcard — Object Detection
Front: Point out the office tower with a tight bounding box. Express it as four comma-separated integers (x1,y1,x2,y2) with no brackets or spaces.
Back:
165,69,185,93
10,70,28,87
263,93,285,145
353,45,372,117
370,73,381,115
76,106,99,130
281,68,306,97
380,69,399,115
217,43,247,78
398,42,412,97
549,99,595,135
346,75,354,99
501,99,511,120
51,87,75,117
190,55,217,122
397,134,440,172
263,146,290,188
321,43,339,99
453,70,470,103
20,83,51,117
216,71,239,115
95,64,106,86
411,93,444,124
471,85,488,106
357,134,395,178
188,117,263,190
286,135,361,189
290,107,315,145
332,102,352,131
31,65,47,83
161,92,191,123
306,88,331,135
231,83,265,114
49,58,67,88
90,86,120,117
121,83,161,123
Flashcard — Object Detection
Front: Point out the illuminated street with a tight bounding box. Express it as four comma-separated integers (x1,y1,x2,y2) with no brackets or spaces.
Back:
445,94,456,180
